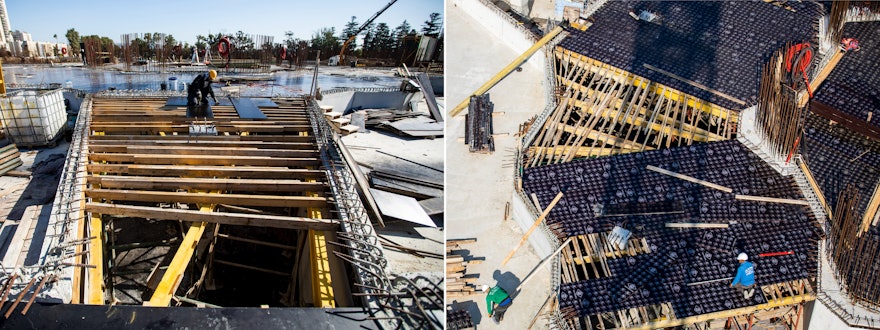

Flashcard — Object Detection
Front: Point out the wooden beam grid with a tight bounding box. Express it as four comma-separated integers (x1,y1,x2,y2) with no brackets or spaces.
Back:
80,97,343,306
527,50,738,166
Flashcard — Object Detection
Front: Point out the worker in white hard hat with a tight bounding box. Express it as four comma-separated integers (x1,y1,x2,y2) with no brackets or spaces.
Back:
730,253,756,299
187,70,219,107
483,283,512,324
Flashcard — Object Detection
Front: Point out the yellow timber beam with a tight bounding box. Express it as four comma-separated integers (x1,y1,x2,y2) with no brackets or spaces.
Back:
301,128,335,307
556,48,735,120
144,203,213,306
449,26,565,117
86,214,104,304
631,293,815,329
309,229,334,307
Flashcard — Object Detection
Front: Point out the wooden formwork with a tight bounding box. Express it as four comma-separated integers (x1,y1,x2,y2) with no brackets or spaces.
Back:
525,48,737,167
560,232,650,283
78,96,341,306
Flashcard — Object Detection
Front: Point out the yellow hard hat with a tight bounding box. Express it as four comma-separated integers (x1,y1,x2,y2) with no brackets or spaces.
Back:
208,70,217,80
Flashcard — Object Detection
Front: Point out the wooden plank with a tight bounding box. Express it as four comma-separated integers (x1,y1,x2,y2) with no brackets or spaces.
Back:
87,214,104,304
144,221,207,306
88,153,321,167
861,180,880,234
86,164,325,179
87,176,325,192
798,160,832,220
502,191,565,266
733,194,810,206
85,189,327,208
89,145,318,157
646,165,733,193
666,223,729,229
643,64,746,106
84,203,337,231
214,259,288,276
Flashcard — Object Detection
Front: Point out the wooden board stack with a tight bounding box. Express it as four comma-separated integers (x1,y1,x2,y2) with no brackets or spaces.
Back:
446,238,482,298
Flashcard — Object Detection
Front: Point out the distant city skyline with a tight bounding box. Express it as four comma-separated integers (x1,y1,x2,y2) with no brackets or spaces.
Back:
6,1,442,47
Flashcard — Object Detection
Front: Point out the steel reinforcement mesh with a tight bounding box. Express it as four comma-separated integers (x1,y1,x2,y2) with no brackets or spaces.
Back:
558,0,819,110
522,140,821,318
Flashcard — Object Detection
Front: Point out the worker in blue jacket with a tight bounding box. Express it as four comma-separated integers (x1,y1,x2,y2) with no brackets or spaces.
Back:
730,253,756,299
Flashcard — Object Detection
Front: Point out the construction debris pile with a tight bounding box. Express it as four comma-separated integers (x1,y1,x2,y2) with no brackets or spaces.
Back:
522,140,820,328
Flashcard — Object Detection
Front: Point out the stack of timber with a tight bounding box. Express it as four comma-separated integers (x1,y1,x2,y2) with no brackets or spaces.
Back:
465,94,494,153
0,140,22,176
322,111,359,136
447,238,481,298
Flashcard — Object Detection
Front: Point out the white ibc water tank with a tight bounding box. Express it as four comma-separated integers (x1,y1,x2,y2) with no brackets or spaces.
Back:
0,89,67,147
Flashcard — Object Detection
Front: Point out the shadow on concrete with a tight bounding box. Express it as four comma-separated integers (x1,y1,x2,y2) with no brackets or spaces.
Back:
8,153,65,221
493,270,522,298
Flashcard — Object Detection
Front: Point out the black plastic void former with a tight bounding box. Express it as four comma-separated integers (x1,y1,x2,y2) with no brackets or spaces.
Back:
559,0,819,110
813,21,880,132
801,112,880,234
522,140,821,318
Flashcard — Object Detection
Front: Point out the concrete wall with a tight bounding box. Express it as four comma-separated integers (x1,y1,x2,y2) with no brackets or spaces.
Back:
805,301,863,330
510,190,554,258
452,0,546,71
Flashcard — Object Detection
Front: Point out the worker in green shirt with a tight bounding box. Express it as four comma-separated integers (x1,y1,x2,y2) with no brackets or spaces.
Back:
483,284,512,323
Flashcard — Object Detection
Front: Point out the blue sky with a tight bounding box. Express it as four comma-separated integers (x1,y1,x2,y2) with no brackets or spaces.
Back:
6,0,443,46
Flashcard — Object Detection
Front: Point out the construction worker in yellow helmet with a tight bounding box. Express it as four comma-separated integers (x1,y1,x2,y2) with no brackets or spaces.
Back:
187,70,218,107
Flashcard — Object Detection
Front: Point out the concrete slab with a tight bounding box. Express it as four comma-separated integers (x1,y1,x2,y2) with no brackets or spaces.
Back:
447,2,553,329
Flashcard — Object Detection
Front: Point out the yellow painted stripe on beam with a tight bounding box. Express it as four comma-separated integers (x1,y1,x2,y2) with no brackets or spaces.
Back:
144,204,212,306
449,26,565,117
87,214,104,304
556,48,737,120
309,229,334,307
304,158,333,307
